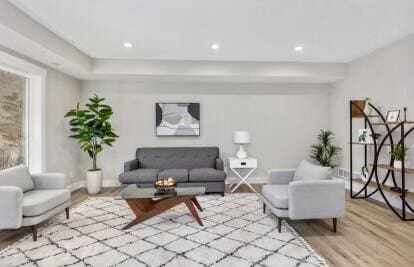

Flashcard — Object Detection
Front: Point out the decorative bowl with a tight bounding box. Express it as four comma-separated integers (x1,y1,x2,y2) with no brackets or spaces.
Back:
154,178,177,192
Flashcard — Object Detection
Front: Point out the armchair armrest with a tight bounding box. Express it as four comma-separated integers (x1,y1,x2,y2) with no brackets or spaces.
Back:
31,173,66,190
268,169,295,185
0,186,23,229
288,179,345,220
124,159,139,172
216,158,224,171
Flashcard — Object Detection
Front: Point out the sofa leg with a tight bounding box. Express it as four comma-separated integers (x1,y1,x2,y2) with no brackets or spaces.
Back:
65,207,70,219
333,218,337,232
32,225,38,241
263,203,266,214
220,192,225,197
277,217,282,233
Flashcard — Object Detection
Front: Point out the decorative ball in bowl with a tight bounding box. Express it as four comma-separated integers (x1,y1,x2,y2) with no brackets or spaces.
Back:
154,178,176,192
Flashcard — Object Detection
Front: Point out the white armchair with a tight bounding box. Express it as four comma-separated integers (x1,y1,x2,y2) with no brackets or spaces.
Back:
261,160,345,233
0,165,70,241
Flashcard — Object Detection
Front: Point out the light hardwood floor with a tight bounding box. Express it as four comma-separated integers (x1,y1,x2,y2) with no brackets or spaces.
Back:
1,185,414,267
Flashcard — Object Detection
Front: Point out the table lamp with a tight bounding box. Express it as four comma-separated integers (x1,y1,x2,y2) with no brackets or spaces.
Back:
233,131,250,159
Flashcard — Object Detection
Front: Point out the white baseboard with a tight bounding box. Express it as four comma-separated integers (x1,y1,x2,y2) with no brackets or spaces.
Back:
67,179,120,192
67,180,85,192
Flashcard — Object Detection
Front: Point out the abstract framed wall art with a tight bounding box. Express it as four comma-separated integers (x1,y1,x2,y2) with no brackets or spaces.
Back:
156,103,200,136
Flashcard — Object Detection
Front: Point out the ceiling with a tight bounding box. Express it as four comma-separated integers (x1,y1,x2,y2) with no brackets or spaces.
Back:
9,0,414,63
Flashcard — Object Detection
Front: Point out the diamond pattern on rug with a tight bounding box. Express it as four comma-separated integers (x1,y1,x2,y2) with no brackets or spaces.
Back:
0,194,327,266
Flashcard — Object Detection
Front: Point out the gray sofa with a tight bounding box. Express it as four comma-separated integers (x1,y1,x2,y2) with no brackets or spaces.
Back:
119,147,226,195
0,165,70,241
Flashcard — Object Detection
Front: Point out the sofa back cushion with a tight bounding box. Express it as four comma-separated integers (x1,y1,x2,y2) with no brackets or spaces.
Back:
0,165,34,192
293,160,332,181
136,147,219,169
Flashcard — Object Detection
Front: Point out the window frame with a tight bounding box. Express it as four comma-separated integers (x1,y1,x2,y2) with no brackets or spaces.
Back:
0,50,46,173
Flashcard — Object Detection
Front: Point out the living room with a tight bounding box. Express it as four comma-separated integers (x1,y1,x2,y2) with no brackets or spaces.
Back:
1,1,414,266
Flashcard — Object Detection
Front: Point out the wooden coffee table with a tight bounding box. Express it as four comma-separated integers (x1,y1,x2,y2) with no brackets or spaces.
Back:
118,185,205,230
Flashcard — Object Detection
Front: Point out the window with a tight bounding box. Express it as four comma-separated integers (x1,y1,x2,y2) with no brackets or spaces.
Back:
0,68,28,170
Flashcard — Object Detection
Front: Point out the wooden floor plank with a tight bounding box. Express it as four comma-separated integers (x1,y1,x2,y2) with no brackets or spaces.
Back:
1,184,414,266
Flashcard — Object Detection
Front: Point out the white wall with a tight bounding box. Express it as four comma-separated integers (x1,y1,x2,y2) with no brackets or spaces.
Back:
331,34,414,190
80,81,331,184
44,69,81,185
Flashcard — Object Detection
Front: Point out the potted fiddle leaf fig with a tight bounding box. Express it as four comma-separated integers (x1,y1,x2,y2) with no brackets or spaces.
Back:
65,95,118,194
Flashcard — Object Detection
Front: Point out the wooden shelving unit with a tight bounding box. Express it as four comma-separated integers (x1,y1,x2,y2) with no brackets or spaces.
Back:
376,164,414,174
350,101,414,221
353,178,414,202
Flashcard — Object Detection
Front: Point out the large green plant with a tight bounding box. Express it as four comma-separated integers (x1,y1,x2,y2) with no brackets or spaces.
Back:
65,95,118,171
310,130,341,167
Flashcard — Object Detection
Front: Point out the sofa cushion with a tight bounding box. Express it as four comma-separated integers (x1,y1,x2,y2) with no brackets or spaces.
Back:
293,160,332,181
0,165,34,193
189,168,226,182
136,147,219,169
262,184,289,209
23,189,70,217
158,169,188,182
119,169,160,183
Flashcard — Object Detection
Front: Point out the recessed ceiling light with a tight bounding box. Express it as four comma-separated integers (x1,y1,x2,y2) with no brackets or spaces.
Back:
211,43,219,50
123,42,133,48
294,46,303,52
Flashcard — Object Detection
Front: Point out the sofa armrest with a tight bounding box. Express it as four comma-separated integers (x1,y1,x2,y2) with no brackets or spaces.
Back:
0,186,23,229
288,179,345,220
124,159,139,172
31,173,67,190
268,169,295,185
216,158,224,171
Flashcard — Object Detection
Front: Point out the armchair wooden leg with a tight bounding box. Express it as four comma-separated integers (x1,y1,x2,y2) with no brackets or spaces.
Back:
65,207,70,219
263,203,266,214
333,218,337,232
32,225,38,241
277,217,282,233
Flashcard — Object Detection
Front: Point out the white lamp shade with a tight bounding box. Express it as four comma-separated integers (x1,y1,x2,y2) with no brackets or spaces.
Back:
233,131,250,144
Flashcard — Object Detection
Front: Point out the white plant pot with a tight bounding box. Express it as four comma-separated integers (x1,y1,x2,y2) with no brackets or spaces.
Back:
86,169,103,194
393,160,402,169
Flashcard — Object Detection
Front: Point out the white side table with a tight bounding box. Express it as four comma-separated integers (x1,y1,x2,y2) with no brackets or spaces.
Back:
228,157,258,193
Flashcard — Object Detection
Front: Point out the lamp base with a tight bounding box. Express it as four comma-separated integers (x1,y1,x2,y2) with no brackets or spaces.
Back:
236,145,248,159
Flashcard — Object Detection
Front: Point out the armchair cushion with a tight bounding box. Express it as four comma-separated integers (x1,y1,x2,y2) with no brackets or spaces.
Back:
31,173,66,190
23,189,70,217
0,165,34,192
119,169,160,183
293,160,332,181
268,169,295,185
262,184,289,209
158,169,188,182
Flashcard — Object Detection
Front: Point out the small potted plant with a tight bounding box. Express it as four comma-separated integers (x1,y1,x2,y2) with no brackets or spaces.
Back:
310,130,341,167
65,95,118,194
389,144,408,169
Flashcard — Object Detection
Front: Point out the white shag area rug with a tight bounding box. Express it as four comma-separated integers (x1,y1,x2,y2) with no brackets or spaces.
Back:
0,194,327,267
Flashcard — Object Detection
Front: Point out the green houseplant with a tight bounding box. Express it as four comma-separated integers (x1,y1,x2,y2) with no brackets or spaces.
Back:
310,130,341,167
389,144,408,169
65,95,118,194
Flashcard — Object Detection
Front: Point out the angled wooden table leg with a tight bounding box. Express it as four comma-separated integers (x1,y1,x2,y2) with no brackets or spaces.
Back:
191,197,203,211
185,199,203,226
123,195,203,229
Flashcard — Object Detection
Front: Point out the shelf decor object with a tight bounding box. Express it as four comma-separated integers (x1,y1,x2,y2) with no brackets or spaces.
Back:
350,101,414,221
